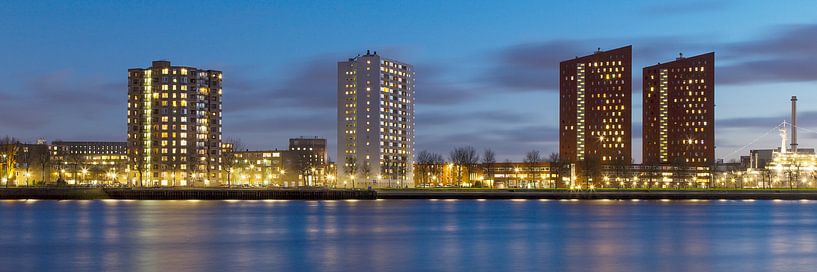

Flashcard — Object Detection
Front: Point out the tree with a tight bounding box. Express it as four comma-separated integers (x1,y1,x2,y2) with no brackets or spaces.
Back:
344,156,358,188
449,146,479,187
611,158,632,189
0,136,20,187
295,153,314,187
482,149,496,188
130,151,145,187
37,149,51,185
222,138,244,188
361,160,371,187
547,153,563,189
524,150,543,188
579,155,601,189
671,157,689,189
18,145,32,186
67,152,84,185
416,150,437,187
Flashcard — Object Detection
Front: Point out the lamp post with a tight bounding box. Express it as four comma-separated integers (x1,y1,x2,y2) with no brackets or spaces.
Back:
514,168,520,189
80,168,88,185
311,167,318,187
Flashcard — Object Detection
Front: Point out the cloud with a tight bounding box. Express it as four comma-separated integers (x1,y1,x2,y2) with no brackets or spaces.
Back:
225,57,338,113
482,38,704,93
641,0,733,15
417,109,531,127
0,70,122,134
481,23,817,93
413,63,483,106
417,125,559,160
717,111,817,130
483,40,584,92
717,24,817,85
227,111,335,134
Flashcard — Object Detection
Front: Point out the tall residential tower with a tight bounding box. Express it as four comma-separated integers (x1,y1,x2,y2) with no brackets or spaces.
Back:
643,52,714,166
127,60,223,186
337,50,415,187
559,46,633,164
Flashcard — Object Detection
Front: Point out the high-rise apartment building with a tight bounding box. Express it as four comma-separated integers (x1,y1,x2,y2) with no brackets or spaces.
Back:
559,46,632,164
127,60,223,186
643,52,714,166
337,50,415,187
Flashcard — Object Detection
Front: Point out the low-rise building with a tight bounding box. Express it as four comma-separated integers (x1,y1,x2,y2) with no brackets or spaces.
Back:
51,141,128,185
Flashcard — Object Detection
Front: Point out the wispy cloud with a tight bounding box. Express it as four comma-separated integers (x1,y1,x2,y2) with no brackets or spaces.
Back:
0,70,122,138
481,23,817,95
641,0,733,15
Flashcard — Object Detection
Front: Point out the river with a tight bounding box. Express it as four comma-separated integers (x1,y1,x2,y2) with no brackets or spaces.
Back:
1,199,815,271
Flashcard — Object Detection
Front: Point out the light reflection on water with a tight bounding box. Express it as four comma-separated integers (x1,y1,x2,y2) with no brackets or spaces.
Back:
1,200,816,271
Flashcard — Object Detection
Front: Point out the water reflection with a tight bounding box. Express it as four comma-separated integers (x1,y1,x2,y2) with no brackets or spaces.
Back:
1,200,817,271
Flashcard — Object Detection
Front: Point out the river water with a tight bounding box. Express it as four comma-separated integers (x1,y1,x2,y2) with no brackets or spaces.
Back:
1,199,816,271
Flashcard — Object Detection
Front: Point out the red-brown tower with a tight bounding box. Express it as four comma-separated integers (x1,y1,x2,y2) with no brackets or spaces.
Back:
559,46,632,164
643,52,715,167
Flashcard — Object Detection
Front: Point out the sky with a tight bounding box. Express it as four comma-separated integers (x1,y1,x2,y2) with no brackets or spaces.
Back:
1,0,816,163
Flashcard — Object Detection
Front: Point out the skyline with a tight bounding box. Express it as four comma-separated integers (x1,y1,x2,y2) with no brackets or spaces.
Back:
2,1,817,162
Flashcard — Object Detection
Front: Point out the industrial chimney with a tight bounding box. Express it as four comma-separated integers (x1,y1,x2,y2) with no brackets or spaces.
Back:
791,96,798,153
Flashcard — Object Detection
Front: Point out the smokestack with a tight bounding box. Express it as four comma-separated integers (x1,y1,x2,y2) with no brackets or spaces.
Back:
792,96,798,153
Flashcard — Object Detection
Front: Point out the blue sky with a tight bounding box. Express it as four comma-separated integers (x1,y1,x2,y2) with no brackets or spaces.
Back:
1,0,816,162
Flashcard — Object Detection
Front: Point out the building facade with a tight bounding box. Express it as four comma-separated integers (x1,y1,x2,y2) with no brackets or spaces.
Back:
50,141,128,184
127,60,223,186
286,137,328,186
643,52,714,166
0,141,49,186
337,50,415,187
559,46,632,164
222,137,332,187
228,149,286,187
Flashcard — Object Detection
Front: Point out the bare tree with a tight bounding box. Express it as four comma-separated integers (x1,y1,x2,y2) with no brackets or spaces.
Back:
524,150,542,163
611,158,632,189
416,150,445,187
449,146,479,187
548,153,563,189
295,153,314,187
37,149,51,185
671,157,689,189
67,152,84,185
222,138,244,188
524,150,543,188
0,137,20,187
482,149,496,188
130,151,145,187
344,156,358,188
416,150,433,187
580,155,601,189
361,160,371,187
18,145,32,186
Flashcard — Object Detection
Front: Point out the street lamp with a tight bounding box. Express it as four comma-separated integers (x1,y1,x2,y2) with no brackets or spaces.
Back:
80,168,88,185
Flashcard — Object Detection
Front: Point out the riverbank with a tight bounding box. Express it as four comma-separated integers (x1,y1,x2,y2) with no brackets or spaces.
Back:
5,188,817,200
0,188,377,200
377,189,817,200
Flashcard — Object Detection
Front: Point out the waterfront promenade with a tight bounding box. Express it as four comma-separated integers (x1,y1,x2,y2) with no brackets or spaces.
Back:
377,189,817,200
4,187,817,200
